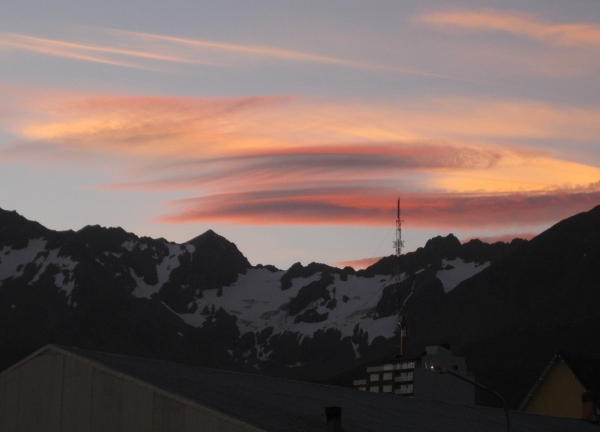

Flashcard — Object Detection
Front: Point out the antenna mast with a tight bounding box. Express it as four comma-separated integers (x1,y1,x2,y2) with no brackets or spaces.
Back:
393,198,407,357
393,198,404,258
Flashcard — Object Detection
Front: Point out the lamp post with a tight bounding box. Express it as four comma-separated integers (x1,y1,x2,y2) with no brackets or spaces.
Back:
426,363,510,432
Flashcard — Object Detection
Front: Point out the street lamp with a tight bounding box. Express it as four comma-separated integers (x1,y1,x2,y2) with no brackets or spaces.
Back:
426,363,510,432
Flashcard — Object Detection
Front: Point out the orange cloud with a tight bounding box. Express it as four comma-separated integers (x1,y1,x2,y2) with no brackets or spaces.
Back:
99,142,543,193
9,94,600,162
3,90,600,232
11,94,293,159
333,257,384,270
158,184,600,230
416,9,600,47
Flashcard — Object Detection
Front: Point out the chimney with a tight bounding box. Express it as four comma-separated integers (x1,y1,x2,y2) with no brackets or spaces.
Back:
582,391,599,423
325,406,342,432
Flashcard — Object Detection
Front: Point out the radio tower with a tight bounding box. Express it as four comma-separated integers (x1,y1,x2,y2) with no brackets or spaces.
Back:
393,198,404,260
393,198,408,357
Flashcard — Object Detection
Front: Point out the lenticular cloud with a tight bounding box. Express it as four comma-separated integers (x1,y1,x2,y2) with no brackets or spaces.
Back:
4,91,600,231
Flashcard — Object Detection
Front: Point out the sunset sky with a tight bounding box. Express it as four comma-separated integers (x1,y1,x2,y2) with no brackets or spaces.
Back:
1,0,600,269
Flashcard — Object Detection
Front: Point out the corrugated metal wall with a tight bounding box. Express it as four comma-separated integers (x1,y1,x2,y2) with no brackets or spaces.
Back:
0,350,263,432
0,351,63,432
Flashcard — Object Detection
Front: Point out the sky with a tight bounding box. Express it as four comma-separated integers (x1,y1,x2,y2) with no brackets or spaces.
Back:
1,0,600,270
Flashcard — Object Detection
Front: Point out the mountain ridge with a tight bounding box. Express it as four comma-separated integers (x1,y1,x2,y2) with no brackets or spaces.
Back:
1,204,600,409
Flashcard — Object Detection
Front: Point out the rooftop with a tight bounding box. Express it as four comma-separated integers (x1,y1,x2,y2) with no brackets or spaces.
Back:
35,345,595,432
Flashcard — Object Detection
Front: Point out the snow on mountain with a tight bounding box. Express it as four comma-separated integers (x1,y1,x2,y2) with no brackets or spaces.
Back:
0,238,79,292
174,268,398,348
0,238,49,282
30,248,78,283
435,259,490,293
130,241,189,299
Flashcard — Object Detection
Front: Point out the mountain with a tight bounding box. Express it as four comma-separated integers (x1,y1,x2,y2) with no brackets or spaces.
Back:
0,210,251,371
1,205,600,408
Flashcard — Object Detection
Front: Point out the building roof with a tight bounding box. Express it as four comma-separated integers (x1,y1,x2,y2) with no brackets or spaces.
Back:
7,345,597,432
519,351,600,411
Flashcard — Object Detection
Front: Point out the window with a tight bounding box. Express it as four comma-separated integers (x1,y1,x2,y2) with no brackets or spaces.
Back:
370,374,379,382
359,387,366,391
396,371,413,382
396,383,413,394
383,372,392,381
370,386,379,393
382,385,393,393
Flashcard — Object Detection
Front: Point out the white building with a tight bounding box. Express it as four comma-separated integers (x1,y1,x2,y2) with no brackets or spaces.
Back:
353,345,474,405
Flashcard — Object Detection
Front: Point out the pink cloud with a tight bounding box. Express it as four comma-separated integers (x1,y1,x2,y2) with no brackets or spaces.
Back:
98,141,539,193
158,185,600,230
8,93,600,163
4,90,600,235
333,256,384,270
416,9,600,47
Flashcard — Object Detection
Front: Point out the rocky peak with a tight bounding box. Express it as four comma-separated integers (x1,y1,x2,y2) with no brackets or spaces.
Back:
0,208,50,248
423,234,461,259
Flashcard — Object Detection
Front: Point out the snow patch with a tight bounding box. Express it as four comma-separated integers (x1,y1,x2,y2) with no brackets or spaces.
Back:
0,238,48,280
30,249,78,285
174,267,396,344
121,240,137,251
55,273,76,296
131,243,183,298
436,259,490,293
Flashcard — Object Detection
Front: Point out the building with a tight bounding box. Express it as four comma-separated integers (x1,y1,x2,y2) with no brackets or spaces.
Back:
353,345,474,405
520,351,600,422
0,344,596,431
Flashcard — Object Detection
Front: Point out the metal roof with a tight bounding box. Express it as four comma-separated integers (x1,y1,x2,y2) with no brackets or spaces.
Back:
35,345,599,432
